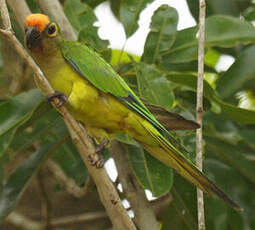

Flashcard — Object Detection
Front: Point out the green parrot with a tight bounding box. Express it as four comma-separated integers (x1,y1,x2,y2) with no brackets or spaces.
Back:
25,14,241,210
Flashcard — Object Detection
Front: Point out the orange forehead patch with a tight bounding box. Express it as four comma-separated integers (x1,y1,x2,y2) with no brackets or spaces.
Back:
25,14,50,32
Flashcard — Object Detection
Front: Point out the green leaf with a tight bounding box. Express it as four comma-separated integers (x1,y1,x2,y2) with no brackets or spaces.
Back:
0,89,43,158
110,0,121,19
166,73,216,100
3,104,58,159
161,26,198,64
84,0,105,8
205,15,255,47
64,0,84,31
217,45,255,99
127,144,173,197
65,1,110,60
204,158,255,229
205,48,221,68
166,73,255,124
205,136,255,185
78,25,110,60
64,0,97,32
161,174,197,230
142,5,178,64
161,15,255,65
135,62,174,109
187,0,250,21
53,138,88,186
0,138,66,223
111,49,140,66
119,0,154,38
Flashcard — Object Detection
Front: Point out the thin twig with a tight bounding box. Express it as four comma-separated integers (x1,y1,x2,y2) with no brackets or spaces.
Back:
6,212,43,230
196,0,206,230
111,141,160,230
0,1,136,229
37,170,52,230
7,211,107,230
51,211,107,226
0,0,11,30
46,160,94,198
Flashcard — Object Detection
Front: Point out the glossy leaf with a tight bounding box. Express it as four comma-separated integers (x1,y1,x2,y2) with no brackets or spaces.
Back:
85,0,105,8
0,89,43,158
111,49,140,66
119,0,154,38
187,0,250,21
217,45,255,99
161,174,197,230
127,144,173,197
64,0,85,31
161,15,255,65
205,136,255,185
135,62,174,109
204,158,255,230
166,73,255,124
142,5,178,64
110,0,121,19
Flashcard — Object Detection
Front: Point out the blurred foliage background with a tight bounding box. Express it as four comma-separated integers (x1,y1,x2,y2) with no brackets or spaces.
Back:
0,0,255,229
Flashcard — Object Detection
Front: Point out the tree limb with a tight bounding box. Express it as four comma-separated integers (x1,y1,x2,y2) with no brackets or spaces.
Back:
111,141,160,230
6,0,30,30
196,0,206,230
37,0,76,40
46,160,94,198
7,210,107,230
1,0,136,229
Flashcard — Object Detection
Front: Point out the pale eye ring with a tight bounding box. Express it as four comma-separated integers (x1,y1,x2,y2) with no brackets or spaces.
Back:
47,23,57,37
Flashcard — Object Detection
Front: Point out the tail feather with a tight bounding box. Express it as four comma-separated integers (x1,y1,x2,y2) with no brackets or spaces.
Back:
140,123,242,211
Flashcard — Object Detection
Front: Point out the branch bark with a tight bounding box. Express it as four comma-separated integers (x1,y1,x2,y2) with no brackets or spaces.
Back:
7,211,107,230
37,0,76,40
111,141,160,230
1,0,136,229
6,0,30,30
196,0,206,230
46,160,94,198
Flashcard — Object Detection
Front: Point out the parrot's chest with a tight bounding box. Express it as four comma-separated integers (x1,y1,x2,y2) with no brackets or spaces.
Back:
49,64,129,132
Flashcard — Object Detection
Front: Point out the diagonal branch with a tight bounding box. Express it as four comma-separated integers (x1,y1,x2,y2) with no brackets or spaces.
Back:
196,0,206,230
111,141,160,230
0,0,136,229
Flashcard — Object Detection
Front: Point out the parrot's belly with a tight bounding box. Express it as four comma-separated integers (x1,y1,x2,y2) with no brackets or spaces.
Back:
49,67,154,144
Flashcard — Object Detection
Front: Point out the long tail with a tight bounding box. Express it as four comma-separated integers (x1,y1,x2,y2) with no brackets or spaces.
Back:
139,124,242,211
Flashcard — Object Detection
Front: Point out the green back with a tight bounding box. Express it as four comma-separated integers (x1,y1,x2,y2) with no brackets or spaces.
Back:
60,41,164,129
60,40,191,157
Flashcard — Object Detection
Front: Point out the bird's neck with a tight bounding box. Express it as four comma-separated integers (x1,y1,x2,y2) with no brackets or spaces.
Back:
31,46,66,81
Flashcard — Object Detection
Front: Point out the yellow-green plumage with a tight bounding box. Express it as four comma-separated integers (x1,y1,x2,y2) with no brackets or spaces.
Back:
25,17,241,211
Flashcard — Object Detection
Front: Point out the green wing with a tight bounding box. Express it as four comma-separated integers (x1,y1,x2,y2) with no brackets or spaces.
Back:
60,40,192,155
60,41,166,130
61,41,130,98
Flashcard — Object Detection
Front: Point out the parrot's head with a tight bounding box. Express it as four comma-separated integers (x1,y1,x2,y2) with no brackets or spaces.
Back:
25,14,61,52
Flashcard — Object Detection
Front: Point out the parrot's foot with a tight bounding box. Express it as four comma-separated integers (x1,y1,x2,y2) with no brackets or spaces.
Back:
46,91,68,107
87,154,104,168
87,139,109,168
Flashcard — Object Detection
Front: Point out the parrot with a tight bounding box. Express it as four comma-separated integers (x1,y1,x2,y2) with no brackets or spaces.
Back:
24,13,241,210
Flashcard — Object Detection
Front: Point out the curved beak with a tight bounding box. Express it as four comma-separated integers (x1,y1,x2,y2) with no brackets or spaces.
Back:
25,26,42,49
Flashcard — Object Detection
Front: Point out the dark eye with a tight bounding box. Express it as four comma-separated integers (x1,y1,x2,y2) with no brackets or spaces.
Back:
47,23,57,37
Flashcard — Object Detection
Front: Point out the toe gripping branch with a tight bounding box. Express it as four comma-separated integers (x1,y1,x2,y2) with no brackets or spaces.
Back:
87,138,109,168
46,91,68,107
